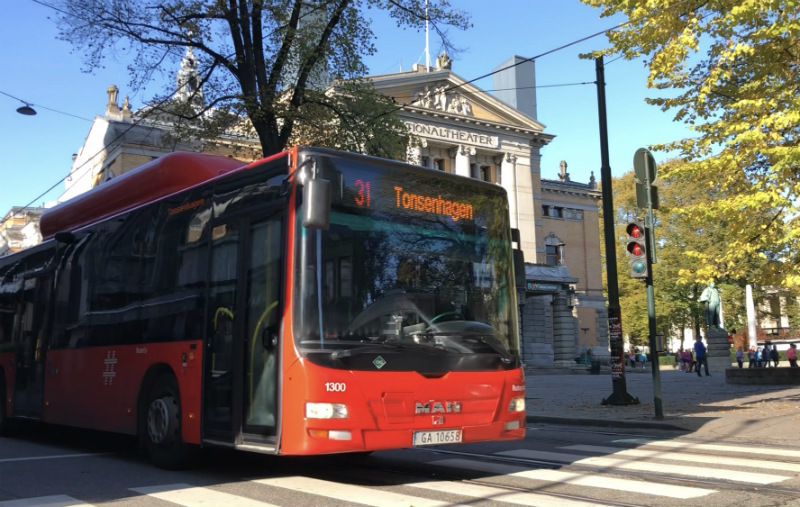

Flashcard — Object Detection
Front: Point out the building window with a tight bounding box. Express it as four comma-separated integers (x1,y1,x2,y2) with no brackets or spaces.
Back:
544,232,565,266
434,158,447,172
545,245,561,266
543,206,564,218
473,164,497,183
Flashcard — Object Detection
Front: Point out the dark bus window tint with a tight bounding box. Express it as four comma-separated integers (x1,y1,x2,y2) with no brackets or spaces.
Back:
92,214,142,312
0,298,14,352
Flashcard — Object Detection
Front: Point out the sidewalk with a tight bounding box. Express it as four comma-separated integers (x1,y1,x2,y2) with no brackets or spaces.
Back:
524,366,800,444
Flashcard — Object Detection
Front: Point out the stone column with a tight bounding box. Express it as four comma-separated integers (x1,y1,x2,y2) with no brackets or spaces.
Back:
452,145,473,178
706,327,731,371
423,144,435,169
501,153,519,228
552,292,577,367
746,284,758,349
407,144,422,166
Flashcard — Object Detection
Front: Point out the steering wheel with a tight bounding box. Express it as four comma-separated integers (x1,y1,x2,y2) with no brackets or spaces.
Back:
430,311,465,324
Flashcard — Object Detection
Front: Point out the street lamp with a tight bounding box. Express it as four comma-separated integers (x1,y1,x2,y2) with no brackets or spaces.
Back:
16,103,37,115
1,91,37,115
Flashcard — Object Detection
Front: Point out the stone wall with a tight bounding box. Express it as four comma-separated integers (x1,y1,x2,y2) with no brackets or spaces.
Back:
520,294,553,367
726,367,800,385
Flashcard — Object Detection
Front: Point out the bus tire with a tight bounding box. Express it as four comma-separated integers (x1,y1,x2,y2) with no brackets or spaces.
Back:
143,373,194,469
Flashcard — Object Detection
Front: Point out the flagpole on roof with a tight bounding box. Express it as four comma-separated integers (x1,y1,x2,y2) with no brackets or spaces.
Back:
425,0,430,71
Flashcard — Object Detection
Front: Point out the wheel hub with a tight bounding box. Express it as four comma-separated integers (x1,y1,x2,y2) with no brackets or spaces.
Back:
147,397,173,444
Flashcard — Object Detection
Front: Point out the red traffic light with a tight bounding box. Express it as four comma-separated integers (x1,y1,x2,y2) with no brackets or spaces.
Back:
626,221,648,279
626,222,644,238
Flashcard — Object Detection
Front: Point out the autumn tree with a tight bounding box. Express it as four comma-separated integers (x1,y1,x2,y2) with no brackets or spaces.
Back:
52,0,470,159
583,0,800,288
610,159,793,349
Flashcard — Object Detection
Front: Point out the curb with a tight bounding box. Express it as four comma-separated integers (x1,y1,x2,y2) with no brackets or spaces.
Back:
525,415,691,432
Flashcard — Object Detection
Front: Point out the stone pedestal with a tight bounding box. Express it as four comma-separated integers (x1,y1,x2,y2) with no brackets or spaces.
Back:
706,326,732,372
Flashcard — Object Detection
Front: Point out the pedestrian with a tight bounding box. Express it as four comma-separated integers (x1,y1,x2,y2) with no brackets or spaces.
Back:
735,346,744,369
685,349,696,373
629,351,636,369
771,345,780,367
639,352,647,370
787,343,798,368
763,344,772,368
747,347,756,368
694,335,710,377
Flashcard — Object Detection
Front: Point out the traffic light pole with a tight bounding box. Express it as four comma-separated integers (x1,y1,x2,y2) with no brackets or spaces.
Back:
636,149,663,419
596,56,638,406
644,226,664,419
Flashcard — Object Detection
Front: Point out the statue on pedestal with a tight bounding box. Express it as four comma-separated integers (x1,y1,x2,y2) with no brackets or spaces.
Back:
699,282,721,328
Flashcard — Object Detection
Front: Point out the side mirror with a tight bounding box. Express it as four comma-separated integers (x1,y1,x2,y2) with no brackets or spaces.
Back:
262,325,279,350
302,178,331,230
54,231,77,244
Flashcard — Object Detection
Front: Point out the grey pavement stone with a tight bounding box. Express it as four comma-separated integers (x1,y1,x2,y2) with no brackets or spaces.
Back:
524,366,800,443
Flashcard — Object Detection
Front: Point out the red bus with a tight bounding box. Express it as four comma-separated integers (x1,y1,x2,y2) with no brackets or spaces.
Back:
0,147,526,468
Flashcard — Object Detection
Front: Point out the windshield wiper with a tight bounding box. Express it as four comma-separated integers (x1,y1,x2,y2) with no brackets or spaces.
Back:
420,331,513,363
331,341,446,360
476,335,513,364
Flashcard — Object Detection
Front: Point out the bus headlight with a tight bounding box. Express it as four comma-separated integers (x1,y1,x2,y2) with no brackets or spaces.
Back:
508,397,525,412
305,402,349,419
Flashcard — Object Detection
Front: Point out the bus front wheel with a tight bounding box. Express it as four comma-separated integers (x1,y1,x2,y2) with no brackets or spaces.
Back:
143,373,193,469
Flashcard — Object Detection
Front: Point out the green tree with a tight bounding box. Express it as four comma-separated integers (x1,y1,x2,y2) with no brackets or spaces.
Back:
53,0,470,158
583,0,800,288
610,160,794,348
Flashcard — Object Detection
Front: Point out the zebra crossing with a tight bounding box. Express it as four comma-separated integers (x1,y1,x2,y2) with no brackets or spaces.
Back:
2,439,799,507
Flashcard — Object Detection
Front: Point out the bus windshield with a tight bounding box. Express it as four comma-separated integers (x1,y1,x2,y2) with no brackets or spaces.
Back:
293,151,520,372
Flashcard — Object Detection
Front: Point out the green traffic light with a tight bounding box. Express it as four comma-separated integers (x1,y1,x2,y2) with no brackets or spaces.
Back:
631,259,646,274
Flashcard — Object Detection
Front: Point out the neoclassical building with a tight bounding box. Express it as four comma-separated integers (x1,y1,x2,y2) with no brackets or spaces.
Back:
60,49,262,203
5,48,608,367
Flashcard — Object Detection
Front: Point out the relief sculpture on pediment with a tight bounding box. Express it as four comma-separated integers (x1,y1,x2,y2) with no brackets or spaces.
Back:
414,82,474,117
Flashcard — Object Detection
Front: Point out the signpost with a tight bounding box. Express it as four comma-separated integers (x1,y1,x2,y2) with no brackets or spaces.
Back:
634,147,659,261
632,148,663,420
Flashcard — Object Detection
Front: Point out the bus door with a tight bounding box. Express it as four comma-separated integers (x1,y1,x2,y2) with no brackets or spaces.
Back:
204,213,283,445
12,274,52,419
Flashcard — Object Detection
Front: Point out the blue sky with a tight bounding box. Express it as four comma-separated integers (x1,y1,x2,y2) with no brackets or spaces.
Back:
0,1,693,215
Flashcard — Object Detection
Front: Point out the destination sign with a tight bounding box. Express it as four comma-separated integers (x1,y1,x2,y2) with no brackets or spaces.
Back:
346,177,475,223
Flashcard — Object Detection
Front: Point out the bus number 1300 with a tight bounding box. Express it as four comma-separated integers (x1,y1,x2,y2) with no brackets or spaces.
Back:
325,382,346,392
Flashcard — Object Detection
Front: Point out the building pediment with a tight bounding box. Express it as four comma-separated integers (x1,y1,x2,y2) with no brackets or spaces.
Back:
369,65,548,135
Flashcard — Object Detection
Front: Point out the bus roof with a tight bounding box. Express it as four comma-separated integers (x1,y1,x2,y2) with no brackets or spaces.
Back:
39,152,247,239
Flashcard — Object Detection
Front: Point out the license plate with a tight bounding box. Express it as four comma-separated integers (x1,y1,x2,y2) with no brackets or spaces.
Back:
412,429,462,446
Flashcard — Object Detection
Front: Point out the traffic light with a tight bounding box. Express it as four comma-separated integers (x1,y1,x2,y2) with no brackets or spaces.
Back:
626,221,648,279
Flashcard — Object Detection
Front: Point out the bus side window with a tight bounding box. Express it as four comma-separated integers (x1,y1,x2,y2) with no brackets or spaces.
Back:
52,238,90,349
0,298,14,352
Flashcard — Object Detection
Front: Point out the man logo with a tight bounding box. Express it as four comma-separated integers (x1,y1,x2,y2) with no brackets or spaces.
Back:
415,401,462,414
